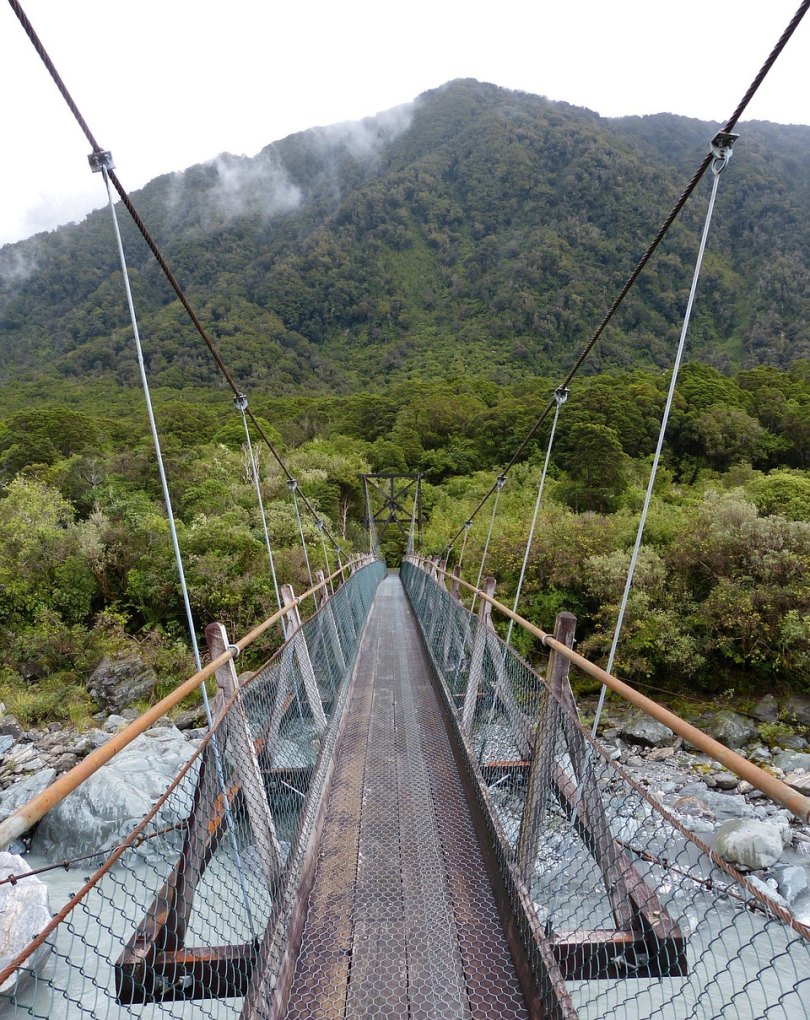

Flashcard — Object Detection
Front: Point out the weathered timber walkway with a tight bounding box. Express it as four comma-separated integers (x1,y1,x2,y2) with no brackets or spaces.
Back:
284,573,530,1019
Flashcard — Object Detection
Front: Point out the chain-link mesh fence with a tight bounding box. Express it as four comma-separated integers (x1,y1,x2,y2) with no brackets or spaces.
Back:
401,557,810,1020
0,560,386,1019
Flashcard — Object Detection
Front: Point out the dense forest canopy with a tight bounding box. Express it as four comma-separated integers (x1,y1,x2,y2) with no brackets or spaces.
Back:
2,80,810,397
0,80,808,727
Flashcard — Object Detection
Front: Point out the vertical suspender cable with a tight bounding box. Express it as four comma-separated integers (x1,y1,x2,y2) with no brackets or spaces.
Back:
289,479,314,589
456,518,473,574
99,164,257,937
505,388,568,648
236,395,286,637
590,137,736,738
470,475,506,615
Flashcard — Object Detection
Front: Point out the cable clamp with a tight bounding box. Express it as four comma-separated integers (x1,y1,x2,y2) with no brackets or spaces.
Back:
233,393,249,412
554,386,570,406
464,519,473,531
316,519,325,531
88,150,115,173
227,643,241,659
710,131,739,174
287,478,298,491
496,474,507,490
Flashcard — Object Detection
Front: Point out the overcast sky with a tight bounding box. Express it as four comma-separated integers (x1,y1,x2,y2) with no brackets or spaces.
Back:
1,0,808,246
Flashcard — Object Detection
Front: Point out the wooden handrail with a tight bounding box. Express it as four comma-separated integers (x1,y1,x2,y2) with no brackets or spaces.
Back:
406,555,810,822
0,560,363,850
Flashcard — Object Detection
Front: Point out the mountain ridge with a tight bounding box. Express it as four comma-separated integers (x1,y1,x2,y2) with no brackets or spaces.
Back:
2,78,810,394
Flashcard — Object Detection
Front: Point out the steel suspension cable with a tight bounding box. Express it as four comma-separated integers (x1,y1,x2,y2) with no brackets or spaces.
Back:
443,0,810,552
469,475,506,616
236,395,286,634
99,163,258,939
289,479,315,590
7,0,345,559
590,138,735,737
504,388,568,648
546,139,738,938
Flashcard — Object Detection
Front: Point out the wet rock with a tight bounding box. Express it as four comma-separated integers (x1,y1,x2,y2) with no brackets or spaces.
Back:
705,710,758,749
619,713,676,748
711,770,739,791
0,716,22,739
53,753,79,774
783,771,810,796
31,726,195,861
752,694,779,723
783,695,810,729
679,784,755,821
747,874,790,912
0,851,52,996
773,751,810,773
172,704,210,731
86,654,157,714
0,768,57,820
647,746,676,761
714,819,784,870
774,865,808,905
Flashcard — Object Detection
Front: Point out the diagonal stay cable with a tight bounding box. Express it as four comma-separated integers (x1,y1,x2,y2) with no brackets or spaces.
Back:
7,0,345,556
445,0,810,552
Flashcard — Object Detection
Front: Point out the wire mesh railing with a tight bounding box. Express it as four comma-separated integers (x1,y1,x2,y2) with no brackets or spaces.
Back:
401,556,810,1020
0,557,386,1019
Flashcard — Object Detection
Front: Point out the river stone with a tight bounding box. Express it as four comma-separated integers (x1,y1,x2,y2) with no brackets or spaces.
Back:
774,864,808,904
0,768,57,821
773,751,810,773
752,694,779,723
0,715,22,739
0,851,52,995
714,819,783,870
619,713,676,748
86,654,158,714
783,771,810,795
705,710,758,749
783,695,810,729
31,727,195,860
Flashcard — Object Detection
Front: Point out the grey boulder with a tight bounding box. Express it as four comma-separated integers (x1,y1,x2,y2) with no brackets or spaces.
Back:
0,851,52,995
31,727,195,861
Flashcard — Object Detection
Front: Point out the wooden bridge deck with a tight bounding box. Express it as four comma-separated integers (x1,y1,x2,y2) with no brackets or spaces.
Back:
283,573,531,1019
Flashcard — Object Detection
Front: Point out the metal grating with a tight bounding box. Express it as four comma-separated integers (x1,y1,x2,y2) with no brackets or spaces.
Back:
284,575,530,1019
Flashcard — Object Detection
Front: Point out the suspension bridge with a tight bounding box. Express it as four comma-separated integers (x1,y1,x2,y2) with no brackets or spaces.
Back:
2,0,810,1016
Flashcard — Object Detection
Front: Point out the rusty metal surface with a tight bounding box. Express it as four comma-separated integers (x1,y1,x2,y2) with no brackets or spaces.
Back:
284,575,530,1020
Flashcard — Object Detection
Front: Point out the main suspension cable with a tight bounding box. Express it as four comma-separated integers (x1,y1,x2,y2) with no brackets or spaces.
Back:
7,0,345,557
444,0,810,550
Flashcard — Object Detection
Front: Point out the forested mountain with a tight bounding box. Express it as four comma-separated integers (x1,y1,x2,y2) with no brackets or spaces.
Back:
2,78,810,395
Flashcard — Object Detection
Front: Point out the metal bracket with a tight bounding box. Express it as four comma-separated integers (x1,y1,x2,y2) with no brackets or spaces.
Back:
496,474,507,490
233,393,249,412
554,387,570,406
710,131,739,173
287,478,298,492
88,150,115,173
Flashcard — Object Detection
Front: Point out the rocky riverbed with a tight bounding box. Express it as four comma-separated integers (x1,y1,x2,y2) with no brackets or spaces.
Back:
2,690,810,920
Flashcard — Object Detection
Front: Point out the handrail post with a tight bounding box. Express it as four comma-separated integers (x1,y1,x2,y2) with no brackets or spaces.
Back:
316,569,346,672
205,623,283,883
462,576,496,733
451,565,461,601
518,612,577,878
281,584,328,733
